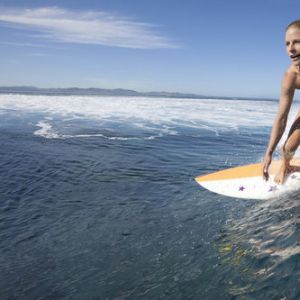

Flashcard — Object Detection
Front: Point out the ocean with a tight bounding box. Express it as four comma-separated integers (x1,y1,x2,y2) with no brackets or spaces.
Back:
0,94,299,299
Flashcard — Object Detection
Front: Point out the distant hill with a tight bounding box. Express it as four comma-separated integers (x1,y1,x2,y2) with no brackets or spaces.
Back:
0,86,209,98
0,86,276,101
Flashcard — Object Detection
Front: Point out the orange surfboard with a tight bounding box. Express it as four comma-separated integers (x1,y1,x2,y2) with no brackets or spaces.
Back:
195,158,300,199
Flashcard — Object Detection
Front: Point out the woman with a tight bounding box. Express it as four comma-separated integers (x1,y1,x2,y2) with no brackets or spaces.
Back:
263,20,300,184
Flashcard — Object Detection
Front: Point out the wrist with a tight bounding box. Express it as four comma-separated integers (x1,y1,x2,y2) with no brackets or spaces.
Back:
266,149,273,156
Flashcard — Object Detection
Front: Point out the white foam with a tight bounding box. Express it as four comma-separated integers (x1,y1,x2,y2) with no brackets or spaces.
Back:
1,94,298,144
33,119,161,140
0,94,281,127
34,121,60,139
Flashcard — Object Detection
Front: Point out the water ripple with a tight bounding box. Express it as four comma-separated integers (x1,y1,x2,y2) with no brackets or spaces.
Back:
218,194,300,298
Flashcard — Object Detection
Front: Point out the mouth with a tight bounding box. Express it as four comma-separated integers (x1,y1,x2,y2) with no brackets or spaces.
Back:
290,53,300,61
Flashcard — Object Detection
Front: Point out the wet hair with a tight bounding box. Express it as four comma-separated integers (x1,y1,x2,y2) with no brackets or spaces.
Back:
286,20,300,31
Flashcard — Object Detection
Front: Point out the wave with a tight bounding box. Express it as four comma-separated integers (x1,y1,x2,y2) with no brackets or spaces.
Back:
1,94,298,146
0,94,281,129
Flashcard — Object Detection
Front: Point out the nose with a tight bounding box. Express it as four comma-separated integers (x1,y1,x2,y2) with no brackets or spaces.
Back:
288,42,296,53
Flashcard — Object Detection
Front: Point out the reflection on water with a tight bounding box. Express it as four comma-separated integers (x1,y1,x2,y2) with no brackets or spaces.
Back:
219,193,300,299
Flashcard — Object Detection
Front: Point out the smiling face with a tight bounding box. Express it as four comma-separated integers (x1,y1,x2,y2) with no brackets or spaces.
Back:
285,25,300,67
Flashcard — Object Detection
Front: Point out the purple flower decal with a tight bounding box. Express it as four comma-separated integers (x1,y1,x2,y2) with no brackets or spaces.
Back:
268,185,278,192
239,186,245,191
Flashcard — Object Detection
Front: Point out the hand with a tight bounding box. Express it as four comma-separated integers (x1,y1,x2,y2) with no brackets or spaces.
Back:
262,153,272,181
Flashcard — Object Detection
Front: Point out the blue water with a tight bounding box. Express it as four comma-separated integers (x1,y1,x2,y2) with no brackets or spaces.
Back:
0,96,299,299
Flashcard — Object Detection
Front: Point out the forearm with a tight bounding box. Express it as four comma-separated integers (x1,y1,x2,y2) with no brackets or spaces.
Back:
265,117,287,155
265,70,296,157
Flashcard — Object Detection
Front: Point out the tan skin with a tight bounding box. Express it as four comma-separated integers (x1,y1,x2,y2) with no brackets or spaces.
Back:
262,25,300,184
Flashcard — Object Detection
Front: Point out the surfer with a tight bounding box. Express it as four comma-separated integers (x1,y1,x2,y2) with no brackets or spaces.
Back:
263,20,300,184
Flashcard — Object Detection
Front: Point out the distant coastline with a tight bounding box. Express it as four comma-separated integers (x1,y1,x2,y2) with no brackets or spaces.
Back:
0,86,277,102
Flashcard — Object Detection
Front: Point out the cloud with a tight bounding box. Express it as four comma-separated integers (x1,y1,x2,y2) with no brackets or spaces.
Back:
0,41,65,49
0,7,179,49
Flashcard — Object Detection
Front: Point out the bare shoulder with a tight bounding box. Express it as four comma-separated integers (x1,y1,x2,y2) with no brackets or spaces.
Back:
283,66,300,90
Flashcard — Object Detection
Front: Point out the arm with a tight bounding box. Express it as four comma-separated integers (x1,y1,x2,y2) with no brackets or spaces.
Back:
262,71,296,180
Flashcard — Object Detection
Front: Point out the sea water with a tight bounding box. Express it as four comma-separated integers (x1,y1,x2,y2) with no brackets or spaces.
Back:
0,94,299,299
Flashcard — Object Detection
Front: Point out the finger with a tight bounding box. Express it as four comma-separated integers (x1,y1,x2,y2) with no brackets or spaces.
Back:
263,170,269,181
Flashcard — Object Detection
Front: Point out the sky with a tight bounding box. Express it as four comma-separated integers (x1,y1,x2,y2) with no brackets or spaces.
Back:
0,0,299,98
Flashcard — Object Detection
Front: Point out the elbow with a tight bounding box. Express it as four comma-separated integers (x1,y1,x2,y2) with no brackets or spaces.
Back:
277,115,287,128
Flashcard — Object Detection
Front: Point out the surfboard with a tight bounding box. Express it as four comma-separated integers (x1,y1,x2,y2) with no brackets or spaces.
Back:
195,158,300,199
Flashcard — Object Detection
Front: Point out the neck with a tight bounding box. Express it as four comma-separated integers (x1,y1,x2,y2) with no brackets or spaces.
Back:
292,64,300,73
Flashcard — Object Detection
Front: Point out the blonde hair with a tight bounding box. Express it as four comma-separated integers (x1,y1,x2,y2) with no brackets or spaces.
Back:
286,20,300,31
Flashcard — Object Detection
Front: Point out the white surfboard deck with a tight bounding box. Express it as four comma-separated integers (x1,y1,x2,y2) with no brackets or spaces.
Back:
195,158,300,200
